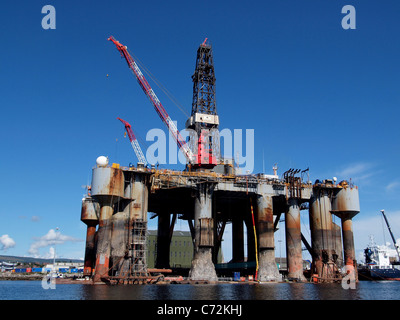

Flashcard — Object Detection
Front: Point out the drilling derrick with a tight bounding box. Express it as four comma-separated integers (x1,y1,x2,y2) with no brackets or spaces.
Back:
186,38,219,169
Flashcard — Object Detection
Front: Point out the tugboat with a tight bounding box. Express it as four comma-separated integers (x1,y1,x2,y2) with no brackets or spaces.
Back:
358,210,400,280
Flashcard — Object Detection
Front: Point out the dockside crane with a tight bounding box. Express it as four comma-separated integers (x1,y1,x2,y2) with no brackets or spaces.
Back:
108,36,195,167
380,209,400,261
117,117,147,166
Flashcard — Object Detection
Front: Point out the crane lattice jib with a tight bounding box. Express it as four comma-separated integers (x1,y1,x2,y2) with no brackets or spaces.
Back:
131,139,147,165
117,117,148,165
109,36,194,164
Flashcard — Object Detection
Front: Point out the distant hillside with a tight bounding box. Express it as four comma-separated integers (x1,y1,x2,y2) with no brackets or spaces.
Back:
0,255,83,265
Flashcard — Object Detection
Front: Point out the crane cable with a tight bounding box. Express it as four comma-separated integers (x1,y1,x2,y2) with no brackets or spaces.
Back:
130,50,190,119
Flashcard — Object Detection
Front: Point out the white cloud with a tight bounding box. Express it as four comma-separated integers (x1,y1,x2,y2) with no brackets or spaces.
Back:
386,181,400,192
339,163,371,177
0,234,16,251
31,216,40,222
335,162,377,185
28,229,82,258
44,247,56,259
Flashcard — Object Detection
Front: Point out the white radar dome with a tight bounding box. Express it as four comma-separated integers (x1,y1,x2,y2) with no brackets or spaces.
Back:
96,156,109,167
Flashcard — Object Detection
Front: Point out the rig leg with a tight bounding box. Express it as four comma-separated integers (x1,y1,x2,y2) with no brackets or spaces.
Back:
256,194,281,282
189,183,218,282
93,204,113,283
342,217,358,280
285,198,306,281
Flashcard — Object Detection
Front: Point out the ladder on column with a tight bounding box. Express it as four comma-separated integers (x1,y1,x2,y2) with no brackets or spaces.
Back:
130,219,148,279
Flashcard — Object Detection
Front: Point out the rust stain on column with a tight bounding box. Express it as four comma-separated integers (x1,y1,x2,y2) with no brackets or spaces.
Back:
333,222,343,268
110,206,128,275
81,197,99,277
83,223,97,276
93,204,113,283
309,189,335,279
331,184,360,279
285,198,306,281
342,217,355,267
256,194,280,282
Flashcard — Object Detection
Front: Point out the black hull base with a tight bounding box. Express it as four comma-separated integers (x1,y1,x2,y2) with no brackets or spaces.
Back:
358,267,400,281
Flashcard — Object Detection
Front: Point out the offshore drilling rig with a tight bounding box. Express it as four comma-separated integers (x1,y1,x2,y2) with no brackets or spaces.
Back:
80,37,360,284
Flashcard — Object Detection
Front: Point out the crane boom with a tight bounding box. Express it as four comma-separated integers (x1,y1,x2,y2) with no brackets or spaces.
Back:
117,117,147,165
108,36,194,165
380,209,400,260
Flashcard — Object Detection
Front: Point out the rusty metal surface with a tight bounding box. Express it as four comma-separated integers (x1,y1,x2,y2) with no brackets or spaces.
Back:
309,191,333,251
84,158,362,284
91,167,125,200
110,209,128,272
342,217,356,267
93,204,113,283
81,197,99,222
333,222,343,268
193,183,214,250
199,218,214,247
309,189,338,280
256,195,274,250
331,187,360,219
285,198,306,281
83,223,97,276
255,194,280,281
129,173,149,221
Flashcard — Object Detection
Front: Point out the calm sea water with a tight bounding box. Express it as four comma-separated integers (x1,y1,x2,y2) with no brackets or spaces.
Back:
0,280,399,300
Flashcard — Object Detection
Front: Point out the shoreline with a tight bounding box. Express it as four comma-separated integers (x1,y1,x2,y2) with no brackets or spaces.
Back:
0,273,90,283
0,273,44,281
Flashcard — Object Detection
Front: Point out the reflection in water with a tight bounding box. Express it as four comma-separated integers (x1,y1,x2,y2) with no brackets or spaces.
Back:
1,280,399,300
78,282,366,300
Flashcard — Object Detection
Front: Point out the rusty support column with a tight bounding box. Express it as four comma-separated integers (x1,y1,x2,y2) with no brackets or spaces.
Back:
309,188,335,280
156,213,171,268
333,222,343,268
309,195,322,277
331,184,360,280
110,203,128,276
189,183,218,282
342,217,356,269
128,172,148,221
285,198,306,281
93,204,113,282
91,166,124,283
256,194,280,282
129,172,149,274
81,197,99,277
83,222,97,276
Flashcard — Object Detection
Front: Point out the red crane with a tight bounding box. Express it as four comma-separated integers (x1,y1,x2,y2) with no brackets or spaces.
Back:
108,36,195,166
117,117,147,166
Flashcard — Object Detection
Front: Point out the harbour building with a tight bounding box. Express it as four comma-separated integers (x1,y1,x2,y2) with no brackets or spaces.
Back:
147,230,223,269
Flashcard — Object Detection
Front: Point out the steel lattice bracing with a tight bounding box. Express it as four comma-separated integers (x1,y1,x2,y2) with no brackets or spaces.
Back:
186,39,220,168
191,40,217,117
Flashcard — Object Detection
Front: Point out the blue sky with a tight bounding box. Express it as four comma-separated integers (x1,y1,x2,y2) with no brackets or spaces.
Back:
0,1,399,262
